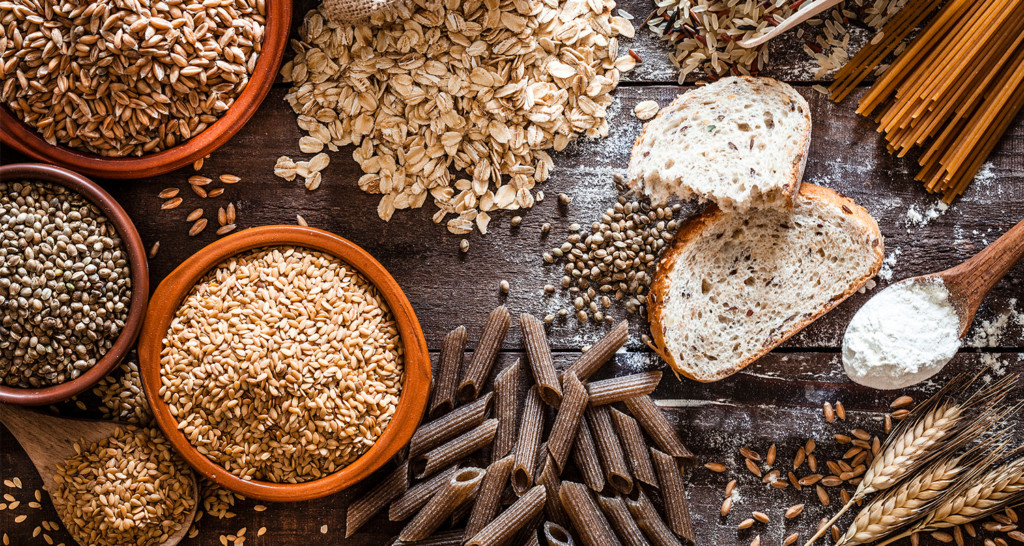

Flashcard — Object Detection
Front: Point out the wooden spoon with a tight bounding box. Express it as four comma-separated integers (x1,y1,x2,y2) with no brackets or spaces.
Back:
0,405,199,546
917,216,1024,338
737,0,845,49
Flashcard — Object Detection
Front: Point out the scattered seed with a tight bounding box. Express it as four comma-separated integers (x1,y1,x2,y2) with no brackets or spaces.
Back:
162,197,184,210
500,280,510,294
932,531,953,543
766,444,777,466
705,462,727,473
460,239,470,253
189,218,208,236
750,536,760,546
510,216,522,227
191,185,208,198
745,458,762,478
148,242,160,259
296,215,308,227
541,223,551,235
740,447,761,461
226,203,236,224
816,485,830,506
835,401,846,420
794,447,806,469
721,497,732,517
208,188,225,198
805,439,816,454
752,511,769,523
831,525,841,541
890,395,914,409
216,224,237,236
835,434,852,444
258,527,267,536
14,515,26,523
784,533,799,546
786,504,804,519
558,193,571,205
892,409,911,420
738,518,754,530
789,471,801,490
884,414,893,434
189,176,212,186
823,402,834,422
193,158,204,171
799,474,823,486
808,454,818,472
159,188,180,199
725,479,737,498
220,175,241,184
187,208,204,222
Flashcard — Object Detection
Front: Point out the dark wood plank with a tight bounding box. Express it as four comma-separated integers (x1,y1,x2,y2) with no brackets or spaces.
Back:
51,85,1024,351
2,351,1019,545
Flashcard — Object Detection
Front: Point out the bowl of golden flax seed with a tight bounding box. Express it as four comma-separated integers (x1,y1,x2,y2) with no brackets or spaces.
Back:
137,225,430,501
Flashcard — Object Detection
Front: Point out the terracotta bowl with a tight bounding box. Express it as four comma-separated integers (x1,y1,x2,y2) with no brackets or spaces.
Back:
0,164,150,405
137,226,431,502
0,0,292,180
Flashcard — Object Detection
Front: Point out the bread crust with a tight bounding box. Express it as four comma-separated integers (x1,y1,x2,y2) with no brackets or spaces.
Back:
628,76,812,211
647,183,884,382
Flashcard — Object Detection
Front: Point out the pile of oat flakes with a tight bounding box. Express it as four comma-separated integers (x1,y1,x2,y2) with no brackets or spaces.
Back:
280,0,637,234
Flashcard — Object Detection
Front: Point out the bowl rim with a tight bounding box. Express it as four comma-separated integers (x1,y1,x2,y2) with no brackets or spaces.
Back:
0,163,150,405
137,226,431,502
0,0,292,180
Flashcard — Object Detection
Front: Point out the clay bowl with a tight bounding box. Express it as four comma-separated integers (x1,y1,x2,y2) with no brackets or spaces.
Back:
0,163,150,405
0,0,292,180
137,226,431,502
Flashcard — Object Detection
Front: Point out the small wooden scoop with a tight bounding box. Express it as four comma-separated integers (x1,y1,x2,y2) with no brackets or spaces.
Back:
916,216,1024,338
737,0,845,49
0,405,198,546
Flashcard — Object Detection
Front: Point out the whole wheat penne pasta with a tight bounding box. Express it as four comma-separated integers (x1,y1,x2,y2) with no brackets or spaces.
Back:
413,419,498,478
546,371,588,471
558,481,623,546
464,455,515,539
512,386,544,494
610,408,659,488
399,467,485,542
390,466,459,521
543,521,575,546
510,503,545,546
563,320,627,380
429,326,467,418
525,529,542,546
521,313,562,407
572,419,605,492
466,485,546,546
587,371,662,406
586,405,633,494
625,491,683,546
458,306,510,402
347,462,409,537
594,494,650,546
492,359,520,462
535,455,570,528
623,395,695,464
390,530,465,546
410,393,493,458
650,449,695,544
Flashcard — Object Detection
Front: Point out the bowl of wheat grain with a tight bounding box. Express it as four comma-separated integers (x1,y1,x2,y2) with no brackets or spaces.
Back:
0,0,291,179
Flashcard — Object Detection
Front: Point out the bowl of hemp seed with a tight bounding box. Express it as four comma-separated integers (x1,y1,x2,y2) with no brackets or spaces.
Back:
0,164,149,405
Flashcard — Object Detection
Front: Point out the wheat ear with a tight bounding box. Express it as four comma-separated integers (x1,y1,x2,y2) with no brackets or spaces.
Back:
879,453,1024,545
803,374,1014,546
835,453,966,546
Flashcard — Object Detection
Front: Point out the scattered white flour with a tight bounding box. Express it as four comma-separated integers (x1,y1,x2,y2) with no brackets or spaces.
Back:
905,201,949,228
967,298,1020,348
842,279,961,390
878,248,902,282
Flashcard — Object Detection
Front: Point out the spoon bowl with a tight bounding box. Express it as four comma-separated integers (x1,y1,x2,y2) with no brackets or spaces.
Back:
0,405,198,546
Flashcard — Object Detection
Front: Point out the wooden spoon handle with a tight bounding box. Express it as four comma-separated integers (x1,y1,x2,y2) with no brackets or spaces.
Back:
942,216,1024,337
737,0,845,48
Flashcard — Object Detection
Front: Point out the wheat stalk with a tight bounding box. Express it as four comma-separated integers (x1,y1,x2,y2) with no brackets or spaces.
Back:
878,454,1024,545
803,373,1015,546
835,453,966,546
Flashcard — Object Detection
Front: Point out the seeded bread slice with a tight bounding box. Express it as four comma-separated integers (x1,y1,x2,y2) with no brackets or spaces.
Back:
628,76,811,212
648,184,883,382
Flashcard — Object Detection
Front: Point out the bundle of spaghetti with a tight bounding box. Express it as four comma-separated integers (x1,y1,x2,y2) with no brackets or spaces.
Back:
827,0,943,103
854,0,1024,201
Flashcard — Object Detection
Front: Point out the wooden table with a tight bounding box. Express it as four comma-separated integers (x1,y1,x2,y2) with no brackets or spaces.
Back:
3,1,1024,544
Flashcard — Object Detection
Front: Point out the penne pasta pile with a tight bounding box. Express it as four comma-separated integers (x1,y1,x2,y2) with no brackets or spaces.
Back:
344,306,698,546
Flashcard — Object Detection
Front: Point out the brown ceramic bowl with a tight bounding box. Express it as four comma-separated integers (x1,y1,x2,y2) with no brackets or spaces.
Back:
0,164,150,405
137,226,431,501
0,0,291,180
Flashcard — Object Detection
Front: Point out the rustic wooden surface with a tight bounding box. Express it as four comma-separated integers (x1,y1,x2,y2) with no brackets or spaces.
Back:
3,0,1024,544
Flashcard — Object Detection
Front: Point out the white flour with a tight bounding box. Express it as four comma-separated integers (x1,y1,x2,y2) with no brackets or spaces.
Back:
842,279,961,390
